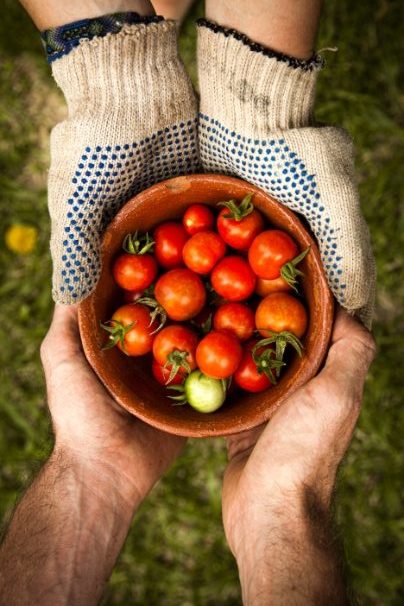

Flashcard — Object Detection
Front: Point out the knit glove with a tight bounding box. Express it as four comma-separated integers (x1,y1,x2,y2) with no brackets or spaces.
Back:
46,15,199,303
197,20,375,328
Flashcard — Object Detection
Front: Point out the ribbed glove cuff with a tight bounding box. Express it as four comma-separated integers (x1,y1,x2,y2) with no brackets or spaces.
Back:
52,21,191,130
197,19,323,134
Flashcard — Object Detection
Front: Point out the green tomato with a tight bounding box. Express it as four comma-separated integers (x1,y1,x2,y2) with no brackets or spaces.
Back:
184,370,226,413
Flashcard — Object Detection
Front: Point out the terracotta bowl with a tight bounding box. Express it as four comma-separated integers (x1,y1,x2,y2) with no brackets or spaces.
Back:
78,174,334,437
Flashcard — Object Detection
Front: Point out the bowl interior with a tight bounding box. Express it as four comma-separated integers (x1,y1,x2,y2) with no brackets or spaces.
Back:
78,174,333,437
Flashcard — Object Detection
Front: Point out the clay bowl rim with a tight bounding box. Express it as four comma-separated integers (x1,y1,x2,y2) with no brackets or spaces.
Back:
78,174,334,438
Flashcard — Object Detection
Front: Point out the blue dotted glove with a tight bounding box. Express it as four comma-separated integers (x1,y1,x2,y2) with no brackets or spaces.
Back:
47,18,199,303
197,20,375,327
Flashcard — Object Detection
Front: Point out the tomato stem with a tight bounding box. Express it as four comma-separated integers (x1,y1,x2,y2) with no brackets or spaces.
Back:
221,377,231,392
123,231,155,255
191,311,213,335
164,350,191,384
205,282,223,306
254,331,304,378
217,193,255,221
251,345,286,384
280,246,310,291
167,383,188,405
100,320,135,354
136,296,167,333
202,314,212,335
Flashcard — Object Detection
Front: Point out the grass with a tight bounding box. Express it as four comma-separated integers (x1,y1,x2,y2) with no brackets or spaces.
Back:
0,0,403,603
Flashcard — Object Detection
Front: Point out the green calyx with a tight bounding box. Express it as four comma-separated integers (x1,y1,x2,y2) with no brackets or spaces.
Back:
123,231,154,255
221,377,231,392
280,247,310,291
164,350,191,385
166,383,188,405
251,345,286,384
205,281,222,306
200,313,212,335
100,319,135,354
191,311,212,335
136,296,166,333
218,192,254,221
253,331,304,380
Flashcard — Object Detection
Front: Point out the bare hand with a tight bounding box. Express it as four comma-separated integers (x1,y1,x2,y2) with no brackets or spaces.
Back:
222,309,375,599
41,304,185,502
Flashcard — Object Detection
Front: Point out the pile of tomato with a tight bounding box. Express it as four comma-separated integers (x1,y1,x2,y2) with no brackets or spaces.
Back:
102,194,309,413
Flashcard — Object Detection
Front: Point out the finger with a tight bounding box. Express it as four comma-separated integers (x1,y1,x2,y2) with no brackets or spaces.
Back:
49,303,80,341
40,304,82,373
331,305,373,345
46,303,81,351
321,307,376,395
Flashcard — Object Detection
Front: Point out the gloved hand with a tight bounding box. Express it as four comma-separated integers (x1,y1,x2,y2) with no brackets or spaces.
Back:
46,15,199,304
197,20,376,328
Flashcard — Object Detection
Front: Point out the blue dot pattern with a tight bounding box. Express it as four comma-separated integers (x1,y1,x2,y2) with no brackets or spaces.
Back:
199,113,346,302
59,118,199,299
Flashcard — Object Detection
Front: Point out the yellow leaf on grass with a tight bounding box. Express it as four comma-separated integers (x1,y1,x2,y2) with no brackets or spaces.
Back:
5,224,38,254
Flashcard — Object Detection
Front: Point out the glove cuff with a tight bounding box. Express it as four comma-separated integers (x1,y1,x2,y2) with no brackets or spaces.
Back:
197,19,323,134
51,20,194,136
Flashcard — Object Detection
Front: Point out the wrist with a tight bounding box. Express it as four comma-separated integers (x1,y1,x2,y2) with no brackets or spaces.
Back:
22,0,155,30
0,443,143,605
233,488,339,605
205,0,322,61
231,481,333,565
50,445,145,512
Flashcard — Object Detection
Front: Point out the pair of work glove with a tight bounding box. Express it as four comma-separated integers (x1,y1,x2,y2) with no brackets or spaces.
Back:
45,14,375,327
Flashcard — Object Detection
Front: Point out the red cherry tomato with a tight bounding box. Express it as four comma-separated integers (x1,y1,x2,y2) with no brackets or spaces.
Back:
113,253,157,292
154,222,189,269
213,302,255,342
183,204,215,235
196,331,242,379
255,293,308,338
248,230,298,280
183,231,226,274
152,359,186,386
211,256,256,301
107,304,157,356
217,206,264,250
233,340,274,393
155,268,206,321
152,325,198,370
255,276,292,297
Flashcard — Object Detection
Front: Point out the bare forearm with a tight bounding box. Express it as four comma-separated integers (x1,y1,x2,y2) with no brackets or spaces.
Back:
0,449,140,606
235,490,348,606
205,0,323,59
19,0,154,29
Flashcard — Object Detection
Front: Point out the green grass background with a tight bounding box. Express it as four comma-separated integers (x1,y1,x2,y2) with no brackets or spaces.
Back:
0,1,403,604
